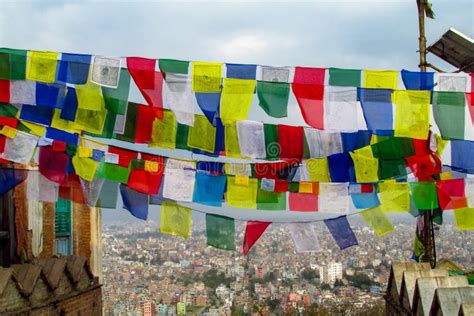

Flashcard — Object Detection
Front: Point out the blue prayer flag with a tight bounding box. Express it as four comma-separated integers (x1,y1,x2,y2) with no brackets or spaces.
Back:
341,130,372,152
328,152,355,183
20,104,54,126
324,215,358,250
195,92,221,126
120,184,149,220
60,88,78,121
45,127,79,145
0,168,28,195
401,69,435,91
351,192,380,209
193,172,226,207
226,64,257,80
359,88,393,136
451,140,474,174
36,83,67,108
57,53,91,85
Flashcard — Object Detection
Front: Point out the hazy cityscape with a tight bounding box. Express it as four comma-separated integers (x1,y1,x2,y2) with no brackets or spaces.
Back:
102,212,473,316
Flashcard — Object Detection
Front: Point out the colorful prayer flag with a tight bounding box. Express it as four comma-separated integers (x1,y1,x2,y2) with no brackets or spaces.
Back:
206,214,235,250
120,184,148,220
292,67,325,128
359,206,395,237
192,62,222,92
453,207,474,230
363,70,398,90
243,221,271,255
393,90,430,139
160,201,192,239
226,175,258,209
220,78,256,124
91,56,121,88
257,81,290,118
288,223,321,253
324,216,358,250
433,92,466,140
26,51,59,83
379,181,410,212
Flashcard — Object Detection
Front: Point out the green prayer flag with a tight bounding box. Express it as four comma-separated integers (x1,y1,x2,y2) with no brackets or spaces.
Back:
433,92,465,140
257,81,290,118
410,182,439,209
65,144,77,156
96,161,131,183
359,206,395,237
288,182,299,193
432,208,443,225
372,137,415,159
263,123,279,160
95,180,118,209
328,68,362,87
0,103,19,118
86,111,116,139
114,102,138,143
102,69,131,115
176,123,190,150
206,214,235,250
159,59,190,74
379,159,407,180
0,48,27,80
257,181,286,211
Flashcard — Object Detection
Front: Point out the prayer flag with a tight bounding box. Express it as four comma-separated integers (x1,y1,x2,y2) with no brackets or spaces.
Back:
292,67,325,128
120,184,148,220
288,223,321,253
371,137,415,159
10,80,36,104
38,145,69,183
226,64,257,80
0,80,9,103
162,159,196,202
341,130,372,152
328,68,361,87
102,69,131,115
57,53,91,84
91,56,121,88
257,185,286,211
187,115,216,153
324,216,358,250
162,73,195,126
60,87,78,121
304,128,343,158
96,160,131,183
0,168,27,195
324,86,358,132
1,130,38,164
160,201,192,239
363,70,398,90
206,214,235,250
237,120,266,159
319,183,349,213
437,73,470,92
436,179,468,210
35,83,67,108
264,124,279,160
401,70,435,90
127,155,165,195
243,221,271,255
451,140,474,174
26,171,58,202
158,59,189,74
393,90,430,139
351,191,380,209
433,92,465,140
379,181,410,212
79,177,105,207
192,62,222,92
149,110,177,149
0,48,27,80
289,192,318,212
359,89,393,136
328,152,354,183
406,154,441,181
20,104,54,126
226,175,258,209
349,146,379,183
134,105,156,144
278,125,304,160
193,172,226,207
303,158,330,182
453,207,474,230
72,155,99,182
220,78,256,124
114,102,138,142
76,81,105,111
26,51,58,83
257,81,290,118
224,122,241,158
95,180,118,208
359,206,395,237
410,182,439,210
195,92,221,125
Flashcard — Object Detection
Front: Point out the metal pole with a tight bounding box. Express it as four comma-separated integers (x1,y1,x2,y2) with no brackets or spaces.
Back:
416,0,436,268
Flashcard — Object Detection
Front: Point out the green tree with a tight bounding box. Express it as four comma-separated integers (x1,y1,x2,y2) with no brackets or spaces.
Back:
301,268,319,280
320,283,331,290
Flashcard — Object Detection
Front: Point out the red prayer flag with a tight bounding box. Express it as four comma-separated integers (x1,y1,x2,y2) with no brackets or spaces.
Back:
134,104,156,144
406,154,441,181
0,80,9,103
0,116,17,128
52,140,67,152
126,57,164,119
274,180,288,192
436,179,467,210
59,174,86,204
291,67,325,129
243,221,271,255
412,139,430,156
361,183,374,193
108,146,138,168
278,125,304,160
38,146,69,184
289,192,318,212
127,154,165,195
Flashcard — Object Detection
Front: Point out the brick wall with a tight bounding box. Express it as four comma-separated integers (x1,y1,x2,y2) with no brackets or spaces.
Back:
40,202,55,258
72,203,91,259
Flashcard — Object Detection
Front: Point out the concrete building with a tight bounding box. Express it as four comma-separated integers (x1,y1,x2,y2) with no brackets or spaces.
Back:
320,262,343,284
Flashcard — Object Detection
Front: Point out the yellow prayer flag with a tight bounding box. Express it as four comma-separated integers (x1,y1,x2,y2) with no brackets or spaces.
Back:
192,62,222,92
75,81,106,111
72,155,99,182
393,90,431,139
220,78,256,124
78,147,93,158
235,175,250,186
144,160,159,172
160,201,192,239
51,109,81,134
299,182,313,194
149,111,176,149
379,181,410,212
227,176,258,209
439,171,452,180
350,146,379,183
0,126,17,139
359,206,395,237
187,115,216,153
305,158,330,182
225,122,241,158
435,134,448,156
74,106,107,135
453,207,474,230
26,51,59,83
21,121,46,136
363,70,398,90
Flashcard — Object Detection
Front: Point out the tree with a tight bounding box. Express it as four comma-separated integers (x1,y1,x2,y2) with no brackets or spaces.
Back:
267,298,281,312
301,268,319,281
334,279,344,287
320,283,331,290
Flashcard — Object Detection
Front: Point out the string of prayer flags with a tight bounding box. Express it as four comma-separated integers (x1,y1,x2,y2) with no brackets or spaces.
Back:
401,70,435,91
220,78,256,124
436,179,468,210
359,89,393,136
0,48,27,80
120,184,149,220
195,92,221,125
193,172,226,207
278,125,304,160
159,59,190,74
102,69,131,115
437,73,470,92
328,68,361,87
359,206,395,237
451,140,474,174
324,86,358,132
162,73,195,126
192,62,222,93
187,115,216,153
324,215,358,250
363,70,398,90
319,183,349,213
162,159,196,202
79,177,105,207
0,168,28,195
128,154,165,195
304,128,343,158
26,51,59,83
226,175,258,208
410,182,439,210
288,223,321,253
288,192,318,212
206,214,235,250
226,64,257,80
453,207,474,230
149,110,177,149
57,53,91,85
257,81,290,118
379,181,410,212
126,57,164,118
91,56,121,88
160,201,192,239
393,90,431,139
237,120,266,159
433,92,466,140
243,221,271,255
292,67,325,128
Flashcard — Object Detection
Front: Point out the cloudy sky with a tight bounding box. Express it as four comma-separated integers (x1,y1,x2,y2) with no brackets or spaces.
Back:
1,0,472,223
